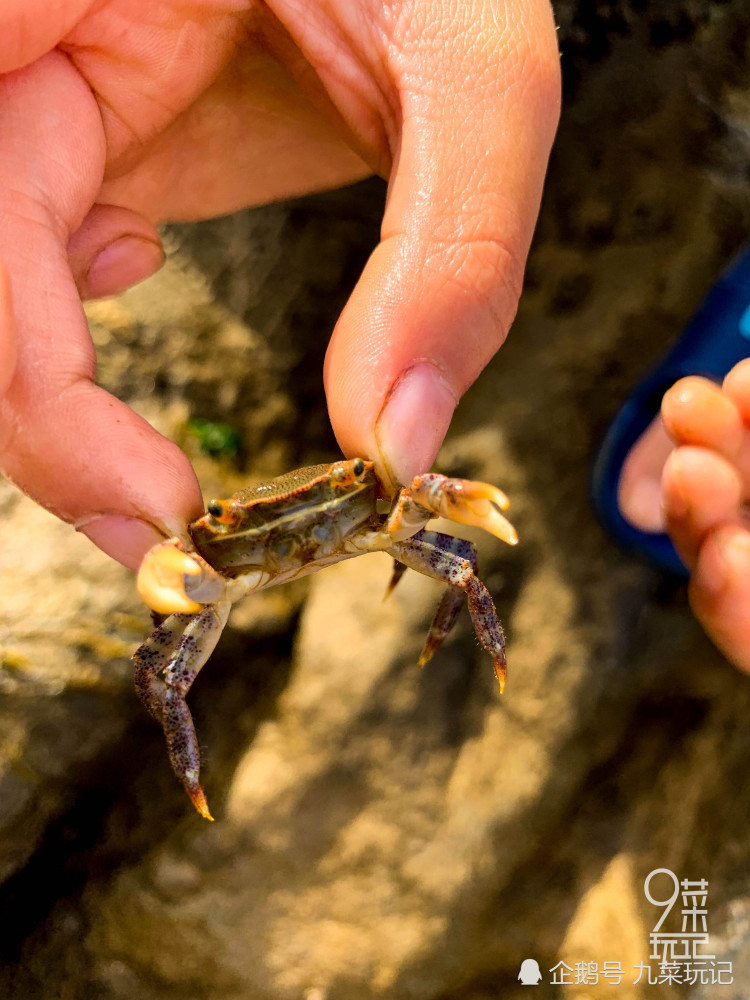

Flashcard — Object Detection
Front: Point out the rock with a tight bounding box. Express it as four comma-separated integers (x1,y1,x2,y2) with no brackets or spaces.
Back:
0,481,136,884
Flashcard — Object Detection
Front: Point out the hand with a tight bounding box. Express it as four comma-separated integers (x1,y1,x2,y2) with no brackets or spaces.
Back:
658,362,750,674
0,0,560,570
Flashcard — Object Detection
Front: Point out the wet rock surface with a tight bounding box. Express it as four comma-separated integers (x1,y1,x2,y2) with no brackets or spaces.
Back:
3,4,750,998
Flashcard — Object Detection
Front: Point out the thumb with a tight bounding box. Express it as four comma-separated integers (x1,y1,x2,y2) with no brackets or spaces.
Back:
324,0,560,488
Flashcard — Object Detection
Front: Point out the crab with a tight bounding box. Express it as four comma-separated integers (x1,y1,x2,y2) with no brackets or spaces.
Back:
133,458,517,819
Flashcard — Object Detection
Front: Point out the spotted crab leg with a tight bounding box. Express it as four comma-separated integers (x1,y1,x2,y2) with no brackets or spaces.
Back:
132,601,231,820
388,531,507,690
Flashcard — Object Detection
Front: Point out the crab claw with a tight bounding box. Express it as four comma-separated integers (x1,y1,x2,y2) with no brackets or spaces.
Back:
412,477,518,546
137,539,206,614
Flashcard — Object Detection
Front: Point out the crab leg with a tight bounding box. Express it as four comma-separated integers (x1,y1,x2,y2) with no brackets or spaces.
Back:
419,585,465,667
132,601,231,820
383,560,408,599
388,531,507,690
134,611,196,722
416,534,479,666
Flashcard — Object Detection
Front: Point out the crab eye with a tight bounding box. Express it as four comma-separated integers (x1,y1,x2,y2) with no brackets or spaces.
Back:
353,458,365,477
206,500,241,527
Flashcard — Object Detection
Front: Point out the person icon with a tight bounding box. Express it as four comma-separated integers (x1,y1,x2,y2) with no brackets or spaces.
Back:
518,959,543,985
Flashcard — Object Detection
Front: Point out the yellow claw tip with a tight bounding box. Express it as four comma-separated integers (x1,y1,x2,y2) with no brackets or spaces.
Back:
466,480,511,511
489,488,511,512
418,639,439,668
494,660,507,693
189,785,214,821
481,509,518,547
137,541,204,615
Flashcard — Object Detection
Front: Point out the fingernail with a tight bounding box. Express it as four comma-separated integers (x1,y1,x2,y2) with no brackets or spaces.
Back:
376,363,458,487
619,474,666,532
84,236,165,300
78,515,167,572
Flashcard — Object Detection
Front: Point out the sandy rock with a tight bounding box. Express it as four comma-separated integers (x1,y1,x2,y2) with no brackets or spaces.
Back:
0,481,137,883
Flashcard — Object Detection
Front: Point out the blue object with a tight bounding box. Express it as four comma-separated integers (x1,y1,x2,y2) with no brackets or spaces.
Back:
591,242,750,575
